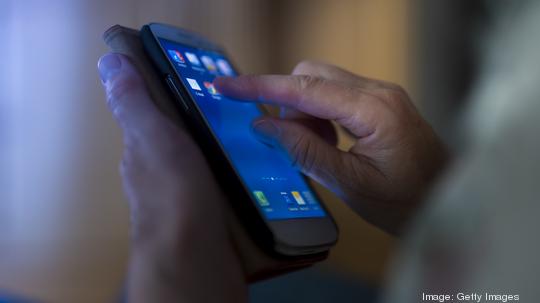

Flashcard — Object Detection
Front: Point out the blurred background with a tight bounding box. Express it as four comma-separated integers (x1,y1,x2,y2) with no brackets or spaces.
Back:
0,0,488,302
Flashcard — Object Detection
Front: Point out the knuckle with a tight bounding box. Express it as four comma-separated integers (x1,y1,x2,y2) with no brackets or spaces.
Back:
295,75,323,93
290,134,317,174
377,87,421,132
106,74,142,107
383,85,407,103
375,86,412,119
293,60,319,75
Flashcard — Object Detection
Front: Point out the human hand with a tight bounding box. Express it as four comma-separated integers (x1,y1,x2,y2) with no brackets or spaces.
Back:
98,53,246,303
214,61,449,235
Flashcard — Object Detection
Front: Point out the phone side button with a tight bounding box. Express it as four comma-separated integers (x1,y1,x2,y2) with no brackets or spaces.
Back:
165,75,189,111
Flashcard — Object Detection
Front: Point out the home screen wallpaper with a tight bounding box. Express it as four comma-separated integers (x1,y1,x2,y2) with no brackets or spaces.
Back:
160,38,326,220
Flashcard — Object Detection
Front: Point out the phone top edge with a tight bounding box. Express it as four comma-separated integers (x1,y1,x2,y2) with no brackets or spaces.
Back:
144,23,225,53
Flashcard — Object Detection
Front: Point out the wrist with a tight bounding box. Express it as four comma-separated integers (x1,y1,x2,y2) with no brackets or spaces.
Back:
126,224,247,303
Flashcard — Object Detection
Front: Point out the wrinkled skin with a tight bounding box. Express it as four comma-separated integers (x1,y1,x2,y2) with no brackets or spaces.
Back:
215,60,448,235
98,53,246,303
98,54,447,302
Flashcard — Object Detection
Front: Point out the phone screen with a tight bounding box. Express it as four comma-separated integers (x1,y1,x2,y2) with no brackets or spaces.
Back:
159,38,326,220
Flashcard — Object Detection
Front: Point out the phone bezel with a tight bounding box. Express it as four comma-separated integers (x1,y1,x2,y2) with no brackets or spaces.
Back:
141,23,338,256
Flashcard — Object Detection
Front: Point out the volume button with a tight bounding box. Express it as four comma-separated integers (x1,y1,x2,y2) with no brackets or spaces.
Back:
165,75,189,111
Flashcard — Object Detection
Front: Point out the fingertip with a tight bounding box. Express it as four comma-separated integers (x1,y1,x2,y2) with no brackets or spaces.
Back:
213,76,245,96
212,76,230,87
100,53,147,105
98,52,161,133
98,53,141,87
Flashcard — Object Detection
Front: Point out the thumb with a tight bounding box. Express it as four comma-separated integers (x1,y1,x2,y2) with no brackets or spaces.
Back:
252,117,347,190
98,53,165,137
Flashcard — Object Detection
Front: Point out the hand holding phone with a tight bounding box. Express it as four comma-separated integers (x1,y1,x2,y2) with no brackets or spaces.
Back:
99,52,248,303
102,26,336,287
101,21,448,302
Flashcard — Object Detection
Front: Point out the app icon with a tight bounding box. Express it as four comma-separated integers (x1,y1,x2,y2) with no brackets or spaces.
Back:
186,78,201,91
217,59,234,76
253,191,269,207
201,56,217,72
301,191,317,204
203,81,218,95
291,191,306,205
168,49,185,64
280,192,294,204
185,52,201,66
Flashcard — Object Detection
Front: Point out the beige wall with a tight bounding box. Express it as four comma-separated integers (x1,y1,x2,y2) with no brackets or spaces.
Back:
1,0,410,301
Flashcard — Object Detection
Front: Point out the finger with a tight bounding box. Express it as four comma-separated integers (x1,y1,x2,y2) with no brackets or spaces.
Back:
251,117,356,191
292,59,387,88
98,53,165,136
215,75,386,137
282,60,362,120
287,61,367,142
281,60,391,119
278,109,338,146
284,60,362,118
280,59,374,144
215,75,352,120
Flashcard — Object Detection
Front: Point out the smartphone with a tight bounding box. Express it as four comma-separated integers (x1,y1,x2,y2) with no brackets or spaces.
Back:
141,23,338,257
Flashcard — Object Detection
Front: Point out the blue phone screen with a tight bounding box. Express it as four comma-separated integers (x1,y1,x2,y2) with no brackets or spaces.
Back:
160,39,326,220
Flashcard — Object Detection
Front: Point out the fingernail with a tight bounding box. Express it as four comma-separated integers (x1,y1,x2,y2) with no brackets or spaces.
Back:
252,120,280,146
98,53,122,84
